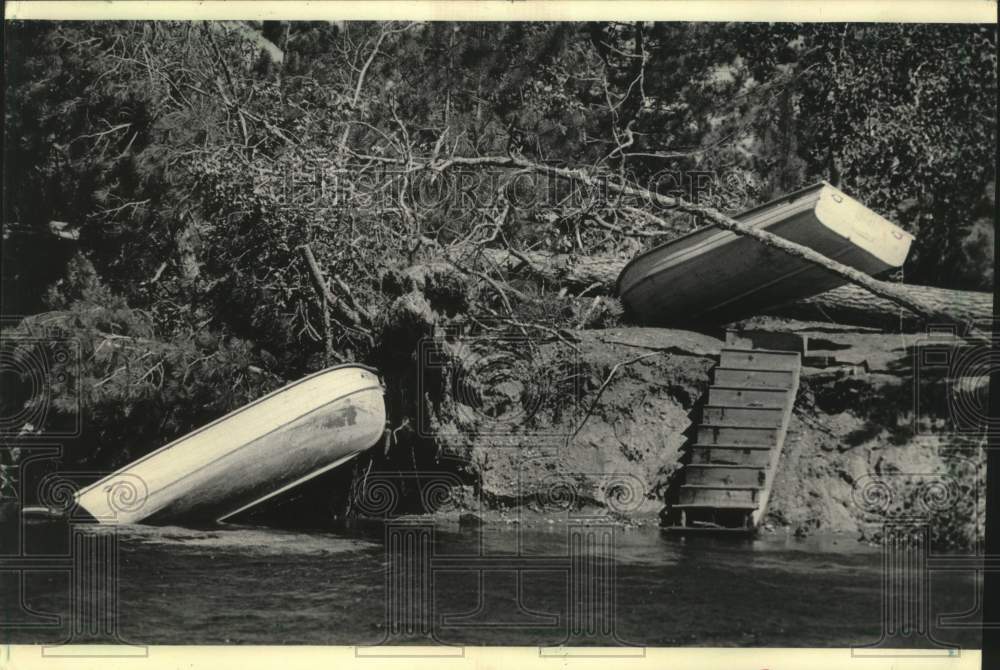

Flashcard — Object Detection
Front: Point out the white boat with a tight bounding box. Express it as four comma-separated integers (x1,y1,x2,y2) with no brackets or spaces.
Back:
74,364,386,525
617,182,914,325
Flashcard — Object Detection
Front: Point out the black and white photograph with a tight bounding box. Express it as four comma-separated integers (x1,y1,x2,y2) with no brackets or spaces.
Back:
1,3,996,664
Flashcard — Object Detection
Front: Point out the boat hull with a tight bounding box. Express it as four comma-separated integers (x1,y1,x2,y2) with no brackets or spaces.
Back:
74,365,386,525
617,182,914,325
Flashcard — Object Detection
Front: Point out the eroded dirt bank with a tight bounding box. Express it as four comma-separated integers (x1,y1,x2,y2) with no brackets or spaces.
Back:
364,319,984,549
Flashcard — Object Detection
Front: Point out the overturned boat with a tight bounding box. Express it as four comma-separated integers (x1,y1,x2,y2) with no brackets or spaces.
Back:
74,364,386,525
617,182,914,325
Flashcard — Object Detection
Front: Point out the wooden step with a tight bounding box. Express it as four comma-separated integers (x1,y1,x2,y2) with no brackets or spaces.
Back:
720,348,802,371
713,367,797,389
708,385,790,408
725,329,807,355
679,484,762,506
672,502,758,510
667,505,756,532
688,445,773,466
684,464,767,487
663,524,754,534
697,424,780,446
669,343,802,533
702,405,785,427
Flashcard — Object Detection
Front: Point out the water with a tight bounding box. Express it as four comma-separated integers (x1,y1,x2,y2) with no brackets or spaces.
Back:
1,520,983,648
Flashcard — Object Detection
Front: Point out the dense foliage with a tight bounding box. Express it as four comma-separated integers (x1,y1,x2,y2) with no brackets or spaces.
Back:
2,21,995,472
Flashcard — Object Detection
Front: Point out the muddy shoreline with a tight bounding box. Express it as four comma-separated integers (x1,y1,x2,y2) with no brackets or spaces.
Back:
4,319,984,551
347,317,986,550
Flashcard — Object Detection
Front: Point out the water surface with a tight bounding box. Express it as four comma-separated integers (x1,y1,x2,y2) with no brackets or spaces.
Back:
1,520,983,648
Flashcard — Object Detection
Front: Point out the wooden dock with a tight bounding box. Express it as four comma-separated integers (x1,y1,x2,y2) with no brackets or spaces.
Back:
665,346,802,533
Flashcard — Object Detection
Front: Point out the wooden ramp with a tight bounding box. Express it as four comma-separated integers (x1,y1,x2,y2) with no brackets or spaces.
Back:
665,347,801,534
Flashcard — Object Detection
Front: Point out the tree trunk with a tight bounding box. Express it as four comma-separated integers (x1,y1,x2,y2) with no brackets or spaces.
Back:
369,154,988,335
458,243,992,334
422,155,969,330
471,247,625,295
765,283,993,332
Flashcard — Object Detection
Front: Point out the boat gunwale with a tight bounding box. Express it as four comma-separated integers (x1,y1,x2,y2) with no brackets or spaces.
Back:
683,238,864,321
74,363,384,500
107,385,387,520
216,450,363,523
615,181,912,302
620,196,821,301
615,181,830,297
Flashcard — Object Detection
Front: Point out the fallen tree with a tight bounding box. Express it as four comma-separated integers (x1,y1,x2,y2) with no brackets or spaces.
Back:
433,156,961,323
765,283,994,332
472,246,992,334
396,154,987,340
442,239,993,335
463,247,625,296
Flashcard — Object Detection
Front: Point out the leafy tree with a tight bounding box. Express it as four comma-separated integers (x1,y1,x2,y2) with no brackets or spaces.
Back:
733,23,997,289
2,20,994,489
